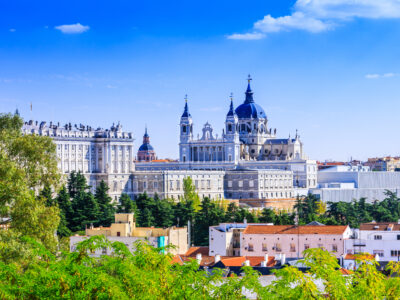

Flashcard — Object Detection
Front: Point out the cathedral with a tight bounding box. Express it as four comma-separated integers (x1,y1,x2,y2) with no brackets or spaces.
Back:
179,76,304,164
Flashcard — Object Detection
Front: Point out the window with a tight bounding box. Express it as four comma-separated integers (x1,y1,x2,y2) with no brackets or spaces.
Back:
177,180,180,190
238,181,243,188
318,244,324,249
143,181,147,189
332,244,338,252
249,180,254,188
182,126,186,133
274,243,282,252
304,244,310,250
117,232,121,237
290,243,296,252
373,250,384,257
374,235,382,240
397,235,400,240
391,250,400,257
248,243,254,252
262,243,268,251
228,181,233,188
228,124,232,132
153,181,158,189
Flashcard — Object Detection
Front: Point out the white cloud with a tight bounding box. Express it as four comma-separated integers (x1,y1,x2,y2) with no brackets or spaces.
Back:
295,0,400,20
365,72,397,79
55,23,89,34
254,12,332,33
226,32,266,40
106,84,117,89
228,0,400,39
9,28,16,32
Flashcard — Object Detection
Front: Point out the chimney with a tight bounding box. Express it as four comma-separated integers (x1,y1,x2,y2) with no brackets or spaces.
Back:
196,253,202,264
375,254,380,262
264,254,269,262
243,260,250,267
281,254,286,265
260,261,267,267
215,255,221,263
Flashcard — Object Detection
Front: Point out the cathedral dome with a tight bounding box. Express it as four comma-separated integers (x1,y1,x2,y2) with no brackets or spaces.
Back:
138,143,154,151
235,76,267,119
235,102,266,119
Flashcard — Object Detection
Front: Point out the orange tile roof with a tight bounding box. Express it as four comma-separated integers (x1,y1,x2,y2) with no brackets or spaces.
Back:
243,225,348,235
360,222,400,231
185,246,209,257
340,268,353,275
220,256,276,267
344,254,375,260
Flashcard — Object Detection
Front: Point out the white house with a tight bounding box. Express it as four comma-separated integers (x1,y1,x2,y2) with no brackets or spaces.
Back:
345,222,400,261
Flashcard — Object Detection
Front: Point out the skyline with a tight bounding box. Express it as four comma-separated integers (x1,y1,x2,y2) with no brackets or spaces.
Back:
1,0,400,161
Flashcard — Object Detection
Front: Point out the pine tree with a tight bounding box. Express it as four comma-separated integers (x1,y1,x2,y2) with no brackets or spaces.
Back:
71,191,100,232
153,194,174,228
67,171,87,199
139,207,154,227
95,180,115,227
117,193,136,213
39,184,56,207
56,186,72,237
193,197,225,246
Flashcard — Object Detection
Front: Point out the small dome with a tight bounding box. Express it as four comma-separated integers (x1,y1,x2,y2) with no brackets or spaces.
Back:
138,143,154,151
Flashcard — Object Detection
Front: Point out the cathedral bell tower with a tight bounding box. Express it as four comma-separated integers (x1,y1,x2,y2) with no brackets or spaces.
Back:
225,93,239,143
179,95,193,163
180,95,193,143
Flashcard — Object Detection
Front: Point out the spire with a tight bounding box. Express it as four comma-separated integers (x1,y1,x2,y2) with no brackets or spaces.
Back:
14,108,20,116
143,126,150,144
244,74,254,104
181,94,191,118
227,93,236,117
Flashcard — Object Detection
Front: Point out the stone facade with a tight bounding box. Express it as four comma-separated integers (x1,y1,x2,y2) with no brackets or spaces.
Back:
22,120,135,200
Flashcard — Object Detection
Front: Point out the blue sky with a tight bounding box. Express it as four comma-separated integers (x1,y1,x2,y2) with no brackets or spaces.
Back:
1,0,400,161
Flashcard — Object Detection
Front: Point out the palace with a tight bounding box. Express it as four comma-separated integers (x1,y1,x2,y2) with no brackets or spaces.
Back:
21,76,317,204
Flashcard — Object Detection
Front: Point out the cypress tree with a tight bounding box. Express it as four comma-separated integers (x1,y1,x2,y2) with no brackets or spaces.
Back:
95,180,115,227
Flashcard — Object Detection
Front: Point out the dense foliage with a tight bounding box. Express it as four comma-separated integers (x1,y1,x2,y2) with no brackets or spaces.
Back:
2,235,400,299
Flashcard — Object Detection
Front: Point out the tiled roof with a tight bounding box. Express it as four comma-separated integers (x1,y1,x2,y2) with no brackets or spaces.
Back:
184,246,209,257
243,225,348,235
344,254,375,260
340,268,353,275
360,222,400,231
220,256,276,267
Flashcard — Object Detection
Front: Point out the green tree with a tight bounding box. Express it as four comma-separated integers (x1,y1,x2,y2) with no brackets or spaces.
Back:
259,208,276,223
56,186,72,237
117,193,136,213
0,113,60,251
153,194,174,228
183,177,200,209
194,197,225,246
95,180,115,227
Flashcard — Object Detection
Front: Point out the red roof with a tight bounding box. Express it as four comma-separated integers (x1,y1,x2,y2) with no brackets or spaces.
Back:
220,256,276,267
185,246,209,257
243,225,348,235
344,254,375,260
360,222,400,231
